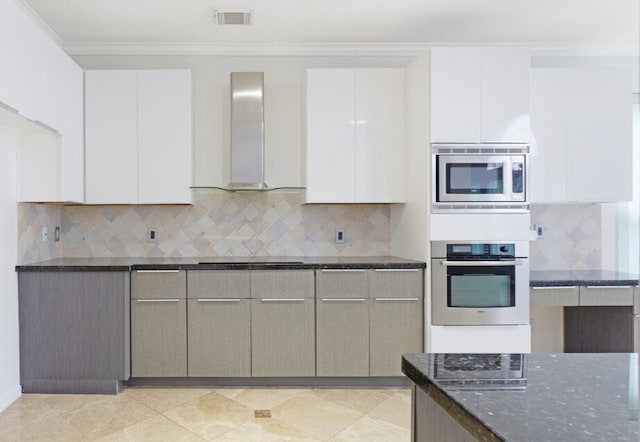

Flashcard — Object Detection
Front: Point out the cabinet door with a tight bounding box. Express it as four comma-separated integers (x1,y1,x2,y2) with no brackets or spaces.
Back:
306,69,356,203
85,70,138,204
369,269,423,376
355,69,405,203
481,48,530,143
530,69,568,202
137,70,192,204
188,299,250,377
251,270,315,376
251,298,315,377
316,297,370,376
131,299,187,377
316,269,370,376
430,48,483,143
565,69,632,202
18,272,129,390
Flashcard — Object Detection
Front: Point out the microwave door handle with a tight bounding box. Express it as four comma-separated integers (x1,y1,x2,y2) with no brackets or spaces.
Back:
440,260,525,267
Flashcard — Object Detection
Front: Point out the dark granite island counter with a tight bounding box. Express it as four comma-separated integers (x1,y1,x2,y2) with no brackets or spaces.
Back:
402,353,639,441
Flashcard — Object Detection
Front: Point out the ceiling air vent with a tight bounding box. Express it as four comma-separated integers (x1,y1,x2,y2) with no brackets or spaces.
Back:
214,9,253,25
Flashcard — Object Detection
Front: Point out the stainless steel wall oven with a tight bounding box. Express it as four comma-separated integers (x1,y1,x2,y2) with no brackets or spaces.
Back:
431,241,529,326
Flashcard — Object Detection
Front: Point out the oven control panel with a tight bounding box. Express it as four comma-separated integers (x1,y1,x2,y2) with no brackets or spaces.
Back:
446,243,515,259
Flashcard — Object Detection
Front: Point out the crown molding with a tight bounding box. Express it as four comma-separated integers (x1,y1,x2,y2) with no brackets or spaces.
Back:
63,41,640,58
63,42,432,57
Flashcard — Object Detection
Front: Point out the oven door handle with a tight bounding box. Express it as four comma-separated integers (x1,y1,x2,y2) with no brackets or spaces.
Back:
439,260,525,267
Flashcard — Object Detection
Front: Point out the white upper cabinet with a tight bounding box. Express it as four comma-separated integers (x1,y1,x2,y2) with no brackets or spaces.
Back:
530,68,632,203
85,70,193,204
85,71,138,204
306,68,405,203
0,0,84,202
430,47,530,143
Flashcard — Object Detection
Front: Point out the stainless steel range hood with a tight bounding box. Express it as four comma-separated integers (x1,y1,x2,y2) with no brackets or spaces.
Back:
228,72,267,190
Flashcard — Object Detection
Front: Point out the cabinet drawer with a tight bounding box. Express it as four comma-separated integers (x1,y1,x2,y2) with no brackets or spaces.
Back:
370,268,423,298
131,270,186,299
316,269,369,298
530,286,579,306
187,270,250,299
580,286,634,306
251,270,314,299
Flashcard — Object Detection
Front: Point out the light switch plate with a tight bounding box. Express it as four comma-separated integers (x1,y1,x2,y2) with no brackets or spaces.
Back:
335,228,345,244
148,228,158,242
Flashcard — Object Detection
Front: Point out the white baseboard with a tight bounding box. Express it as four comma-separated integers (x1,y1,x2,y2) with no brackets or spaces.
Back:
0,385,22,413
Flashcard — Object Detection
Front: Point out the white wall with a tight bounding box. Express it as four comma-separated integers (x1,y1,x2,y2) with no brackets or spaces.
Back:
73,55,412,188
0,128,20,412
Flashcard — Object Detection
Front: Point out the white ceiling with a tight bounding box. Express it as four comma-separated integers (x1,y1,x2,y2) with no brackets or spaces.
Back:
21,0,640,55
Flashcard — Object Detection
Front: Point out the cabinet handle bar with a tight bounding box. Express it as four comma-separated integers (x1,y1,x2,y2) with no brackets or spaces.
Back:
135,299,180,302
532,286,577,290
320,269,366,273
135,270,181,273
321,298,366,302
585,285,634,289
261,298,305,302
375,297,419,302
374,269,420,272
197,298,241,302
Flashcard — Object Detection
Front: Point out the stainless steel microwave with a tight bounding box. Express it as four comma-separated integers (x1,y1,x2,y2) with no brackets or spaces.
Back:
432,144,529,212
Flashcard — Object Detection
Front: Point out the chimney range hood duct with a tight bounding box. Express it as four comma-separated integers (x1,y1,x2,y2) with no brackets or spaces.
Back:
228,72,267,190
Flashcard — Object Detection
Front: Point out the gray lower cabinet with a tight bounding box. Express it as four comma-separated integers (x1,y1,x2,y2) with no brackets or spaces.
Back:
131,270,187,377
251,270,315,377
18,271,130,394
316,269,370,376
370,269,423,376
187,271,251,377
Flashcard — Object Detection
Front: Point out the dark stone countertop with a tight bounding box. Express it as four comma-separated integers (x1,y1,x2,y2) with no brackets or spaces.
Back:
15,256,426,272
402,352,640,442
530,269,639,287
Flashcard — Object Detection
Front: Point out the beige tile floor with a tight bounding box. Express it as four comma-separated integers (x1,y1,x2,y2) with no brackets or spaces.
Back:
0,387,412,441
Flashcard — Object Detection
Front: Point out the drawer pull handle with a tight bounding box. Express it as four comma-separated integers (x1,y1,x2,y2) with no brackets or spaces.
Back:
585,285,633,289
197,298,241,302
532,286,577,290
261,298,305,302
320,269,366,273
322,298,366,302
441,260,524,267
136,299,180,302
374,269,420,273
375,297,419,302
135,270,180,273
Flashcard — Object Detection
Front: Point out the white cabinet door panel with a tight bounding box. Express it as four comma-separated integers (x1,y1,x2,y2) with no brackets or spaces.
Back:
355,69,405,202
430,48,482,143
481,48,530,143
566,69,632,202
306,69,355,203
138,70,192,204
530,69,568,202
85,70,138,204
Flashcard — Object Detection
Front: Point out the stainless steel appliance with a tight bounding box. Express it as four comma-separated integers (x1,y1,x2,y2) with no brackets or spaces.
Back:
431,241,529,326
432,144,528,212
429,353,527,390
228,72,267,190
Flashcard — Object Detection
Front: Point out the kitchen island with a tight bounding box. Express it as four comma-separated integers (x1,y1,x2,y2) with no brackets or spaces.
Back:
402,352,639,441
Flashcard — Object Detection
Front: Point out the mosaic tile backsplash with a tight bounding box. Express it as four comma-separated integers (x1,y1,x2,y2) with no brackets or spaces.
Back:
530,204,602,270
17,203,62,264
18,190,390,262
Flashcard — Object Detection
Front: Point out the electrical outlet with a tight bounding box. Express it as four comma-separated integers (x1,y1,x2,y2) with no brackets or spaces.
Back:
41,227,48,242
148,228,158,242
335,228,346,244
54,226,61,242
536,225,544,238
